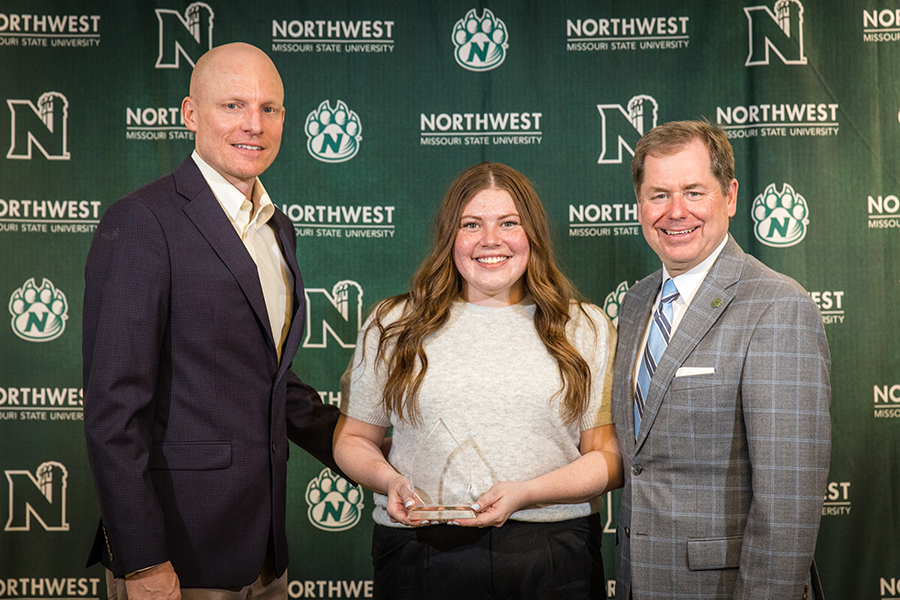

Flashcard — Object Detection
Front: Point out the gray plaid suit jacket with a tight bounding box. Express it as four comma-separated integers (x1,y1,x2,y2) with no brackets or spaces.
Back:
612,236,831,600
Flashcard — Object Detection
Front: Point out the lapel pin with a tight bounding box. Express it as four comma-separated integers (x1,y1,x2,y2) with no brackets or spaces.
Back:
712,298,722,308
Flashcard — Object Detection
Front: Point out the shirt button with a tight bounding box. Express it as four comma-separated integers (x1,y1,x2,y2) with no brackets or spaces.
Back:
632,464,643,475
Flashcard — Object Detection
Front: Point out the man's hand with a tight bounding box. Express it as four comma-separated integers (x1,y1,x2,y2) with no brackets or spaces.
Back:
125,562,181,600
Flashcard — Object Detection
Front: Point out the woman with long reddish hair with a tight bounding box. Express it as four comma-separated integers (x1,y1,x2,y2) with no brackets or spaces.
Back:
334,162,623,599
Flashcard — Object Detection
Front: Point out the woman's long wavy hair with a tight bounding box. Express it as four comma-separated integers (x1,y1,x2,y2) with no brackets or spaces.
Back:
368,162,593,425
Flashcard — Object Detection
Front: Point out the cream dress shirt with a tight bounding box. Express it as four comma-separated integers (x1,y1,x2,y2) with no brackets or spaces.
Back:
192,151,294,361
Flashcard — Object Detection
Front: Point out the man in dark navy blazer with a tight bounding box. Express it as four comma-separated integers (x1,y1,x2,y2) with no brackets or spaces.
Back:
83,42,341,600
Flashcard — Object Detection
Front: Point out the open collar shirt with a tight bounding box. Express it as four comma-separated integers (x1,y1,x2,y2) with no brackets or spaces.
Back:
192,150,294,361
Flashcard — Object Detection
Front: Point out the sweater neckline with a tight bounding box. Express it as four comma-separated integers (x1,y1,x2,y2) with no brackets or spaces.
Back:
452,296,535,313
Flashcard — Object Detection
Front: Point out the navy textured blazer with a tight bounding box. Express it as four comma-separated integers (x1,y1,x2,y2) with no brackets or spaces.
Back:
83,157,341,588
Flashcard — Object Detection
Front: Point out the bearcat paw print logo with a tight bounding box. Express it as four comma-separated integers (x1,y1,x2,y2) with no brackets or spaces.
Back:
305,468,363,531
305,100,362,163
452,8,508,71
751,183,809,247
9,278,68,342
603,281,631,327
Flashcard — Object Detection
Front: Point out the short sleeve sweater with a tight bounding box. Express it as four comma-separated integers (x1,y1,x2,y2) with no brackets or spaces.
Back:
341,297,616,527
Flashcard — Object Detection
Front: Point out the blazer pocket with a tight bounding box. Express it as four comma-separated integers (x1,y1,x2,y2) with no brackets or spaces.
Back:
675,367,716,377
668,373,721,391
686,536,742,571
149,441,232,470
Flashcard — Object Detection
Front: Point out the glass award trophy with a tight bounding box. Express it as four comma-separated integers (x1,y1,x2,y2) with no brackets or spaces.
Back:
406,418,477,520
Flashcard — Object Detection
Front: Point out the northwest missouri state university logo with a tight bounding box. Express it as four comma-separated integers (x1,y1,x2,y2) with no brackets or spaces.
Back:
603,281,631,327
863,9,900,42
809,290,845,325
303,280,362,348
7,92,70,160
751,183,809,247
597,95,658,164
125,104,193,142
0,12,100,48
569,202,640,238
716,101,839,139
155,2,214,68
822,481,851,516
9,278,69,342
305,468,363,531
878,577,900,600
420,111,542,147
305,100,362,163
452,8,508,71
745,0,807,66
0,197,101,234
5,461,69,531
271,17,395,54
566,14,690,52
883,577,900,598
874,384,900,419
868,193,900,229
280,203,396,239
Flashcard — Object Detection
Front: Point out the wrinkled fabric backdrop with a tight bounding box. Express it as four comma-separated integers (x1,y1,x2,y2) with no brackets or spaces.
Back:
1,1,898,598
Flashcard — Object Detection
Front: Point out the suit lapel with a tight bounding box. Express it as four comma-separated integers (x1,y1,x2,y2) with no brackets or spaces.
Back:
619,272,660,454
634,236,745,452
174,159,277,362
271,212,305,380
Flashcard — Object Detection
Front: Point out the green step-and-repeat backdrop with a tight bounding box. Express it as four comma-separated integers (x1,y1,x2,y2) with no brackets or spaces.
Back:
1,1,898,598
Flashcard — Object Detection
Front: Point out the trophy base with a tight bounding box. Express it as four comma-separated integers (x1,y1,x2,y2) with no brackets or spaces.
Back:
407,505,476,520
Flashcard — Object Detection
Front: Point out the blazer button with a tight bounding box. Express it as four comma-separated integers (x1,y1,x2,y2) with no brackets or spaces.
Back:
624,526,630,537
272,443,277,453
631,464,643,475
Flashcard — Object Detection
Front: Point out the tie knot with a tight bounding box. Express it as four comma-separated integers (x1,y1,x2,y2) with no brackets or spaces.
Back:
661,279,679,304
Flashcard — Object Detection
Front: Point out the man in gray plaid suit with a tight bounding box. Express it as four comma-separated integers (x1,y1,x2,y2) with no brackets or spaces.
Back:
612,120,831,599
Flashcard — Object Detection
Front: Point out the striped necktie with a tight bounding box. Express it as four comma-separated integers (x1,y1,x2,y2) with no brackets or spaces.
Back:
634,278,679,439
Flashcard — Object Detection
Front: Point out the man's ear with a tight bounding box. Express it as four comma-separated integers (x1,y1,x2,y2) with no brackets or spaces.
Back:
182,96,198,132
726,178,738,218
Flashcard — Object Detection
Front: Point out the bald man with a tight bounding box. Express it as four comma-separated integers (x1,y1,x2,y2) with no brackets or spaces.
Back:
83,43,342,600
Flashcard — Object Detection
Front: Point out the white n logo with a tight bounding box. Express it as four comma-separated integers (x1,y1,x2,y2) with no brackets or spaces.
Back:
303,281,363,348
5,461,69,531
155,2,214,69
7,92,70,160
597,95,658,165
745,0,807,66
